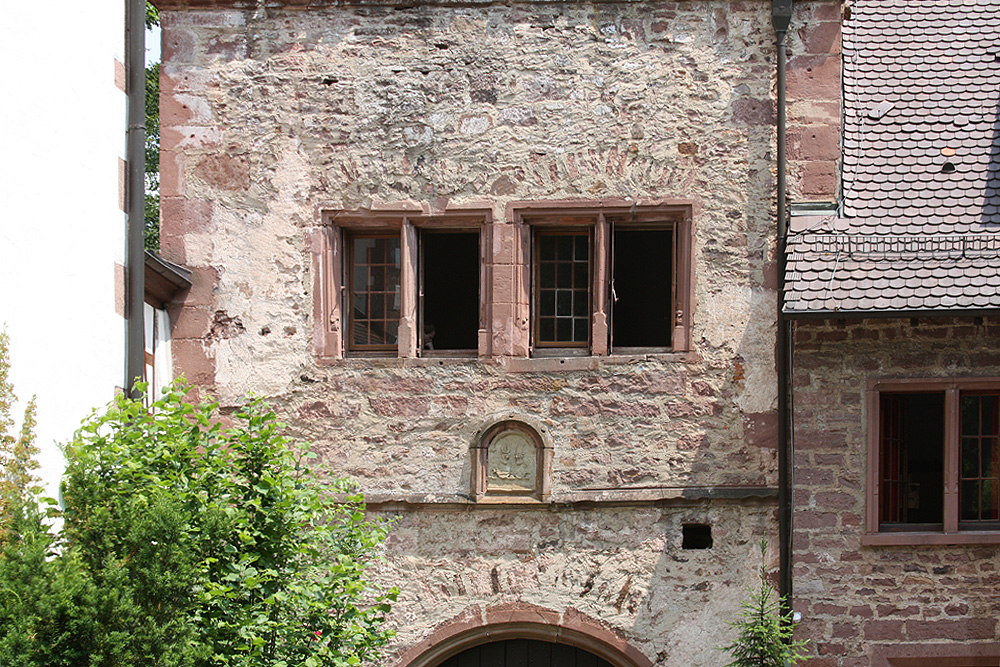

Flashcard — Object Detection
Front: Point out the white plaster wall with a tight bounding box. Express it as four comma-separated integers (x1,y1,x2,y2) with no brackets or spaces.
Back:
0,0,127,498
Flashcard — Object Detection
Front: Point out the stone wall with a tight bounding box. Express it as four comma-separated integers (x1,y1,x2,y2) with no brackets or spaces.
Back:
155,0,800,663
785,1,841,202
377,502,776,666
791,316,1000,666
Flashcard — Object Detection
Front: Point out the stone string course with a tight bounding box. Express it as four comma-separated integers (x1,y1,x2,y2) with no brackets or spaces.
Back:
791,316,1000,667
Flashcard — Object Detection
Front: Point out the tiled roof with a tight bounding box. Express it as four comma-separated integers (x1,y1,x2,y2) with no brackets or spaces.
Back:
785,0,1000,315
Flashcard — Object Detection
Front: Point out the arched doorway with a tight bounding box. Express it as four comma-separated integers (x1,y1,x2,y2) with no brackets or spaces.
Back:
397,608,653,667
435,638,614,667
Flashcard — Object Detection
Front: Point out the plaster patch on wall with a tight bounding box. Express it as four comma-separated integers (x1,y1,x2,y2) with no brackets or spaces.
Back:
698,283,751,351
736,288,778,414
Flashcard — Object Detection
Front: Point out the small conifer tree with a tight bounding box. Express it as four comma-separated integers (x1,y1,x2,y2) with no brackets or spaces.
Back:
721,539,808,667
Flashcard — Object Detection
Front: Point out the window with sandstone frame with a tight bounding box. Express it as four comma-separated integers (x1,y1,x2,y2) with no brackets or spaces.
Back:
514,202,693,356
865,378,1000,545
312,209,489,360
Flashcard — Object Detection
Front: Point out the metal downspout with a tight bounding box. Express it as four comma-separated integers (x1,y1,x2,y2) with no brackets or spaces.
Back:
126,0,146,397
772,0,794,611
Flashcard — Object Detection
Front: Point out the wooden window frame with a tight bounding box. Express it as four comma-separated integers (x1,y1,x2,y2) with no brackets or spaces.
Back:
346,231,403,354
512,202,693,357
532,227,592,352
865,377,1000,546
312,208,490,361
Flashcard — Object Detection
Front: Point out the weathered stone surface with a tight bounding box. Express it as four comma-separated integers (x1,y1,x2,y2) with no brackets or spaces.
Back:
157,1,800,664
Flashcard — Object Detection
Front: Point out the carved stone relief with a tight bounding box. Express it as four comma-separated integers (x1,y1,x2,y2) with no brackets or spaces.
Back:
486,429,537,493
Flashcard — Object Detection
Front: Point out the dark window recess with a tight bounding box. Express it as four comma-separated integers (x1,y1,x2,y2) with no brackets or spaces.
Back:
960,393,999,523
421,232,479,351
535,232,590,347
879,393,944,529
682,523,713,550
611,228,672,349
437,638,614,667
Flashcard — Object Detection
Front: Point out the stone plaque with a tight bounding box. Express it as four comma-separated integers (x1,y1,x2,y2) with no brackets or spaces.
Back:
486,430,537,493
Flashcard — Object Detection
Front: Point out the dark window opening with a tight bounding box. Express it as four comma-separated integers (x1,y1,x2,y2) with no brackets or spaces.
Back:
879,393,944,529
348,234,401,351
960,393,1000,523
421,231,479,352
682,523,713,549
611,228,673,349
535,231,590,347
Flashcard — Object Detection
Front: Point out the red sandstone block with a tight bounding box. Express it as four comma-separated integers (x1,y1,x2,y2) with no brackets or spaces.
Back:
796,511,837,529
795,429,847,450
732,98,775,126
945,603,971,616
863,620,904,640
492,264,516,305
160,92,199,128
907,618,996,640
812,1,845,21
159,151,186,198
159,232,186,266
815,491,857,510
170,305,212,340
817,642,848,656
787,55,841,101
185,266,220,307
797,468,835,486
798,20,841,55
161,26,196,63
194,154,250,191
813,602,850,616
814,328,848,342
799,161,837,198
160,196,214,237
368,396,431,418
492,222,519,265
832,622,854,638
789,125,840,162
849,605,873,618
171,339,214,386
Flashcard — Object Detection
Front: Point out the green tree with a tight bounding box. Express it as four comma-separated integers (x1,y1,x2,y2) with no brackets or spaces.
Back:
0,378,396,667
145,1,161,251
0,328,40,546
721,540,808,667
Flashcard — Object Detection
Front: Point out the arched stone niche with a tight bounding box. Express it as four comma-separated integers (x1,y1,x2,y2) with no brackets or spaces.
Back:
470,413,552,501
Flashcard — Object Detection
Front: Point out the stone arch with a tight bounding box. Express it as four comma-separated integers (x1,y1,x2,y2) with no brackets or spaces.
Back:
394,604,653,667
470,412,553,501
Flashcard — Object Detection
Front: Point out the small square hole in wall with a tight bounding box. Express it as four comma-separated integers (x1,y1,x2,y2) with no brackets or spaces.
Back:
682,523,712,549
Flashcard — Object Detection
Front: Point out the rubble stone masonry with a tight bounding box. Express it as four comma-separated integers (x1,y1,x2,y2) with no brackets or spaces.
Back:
151,1,843,664
792,316,1000,667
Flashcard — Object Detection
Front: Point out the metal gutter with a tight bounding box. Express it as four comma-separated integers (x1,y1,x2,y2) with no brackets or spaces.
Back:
126,0,146,397
772,0,794,614
785,308,1000,320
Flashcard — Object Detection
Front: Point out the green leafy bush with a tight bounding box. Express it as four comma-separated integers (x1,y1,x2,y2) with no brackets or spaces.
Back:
0,376,396,667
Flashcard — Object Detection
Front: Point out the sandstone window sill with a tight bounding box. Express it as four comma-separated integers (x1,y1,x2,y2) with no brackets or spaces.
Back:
315,351,699,371
861,531,1000,546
